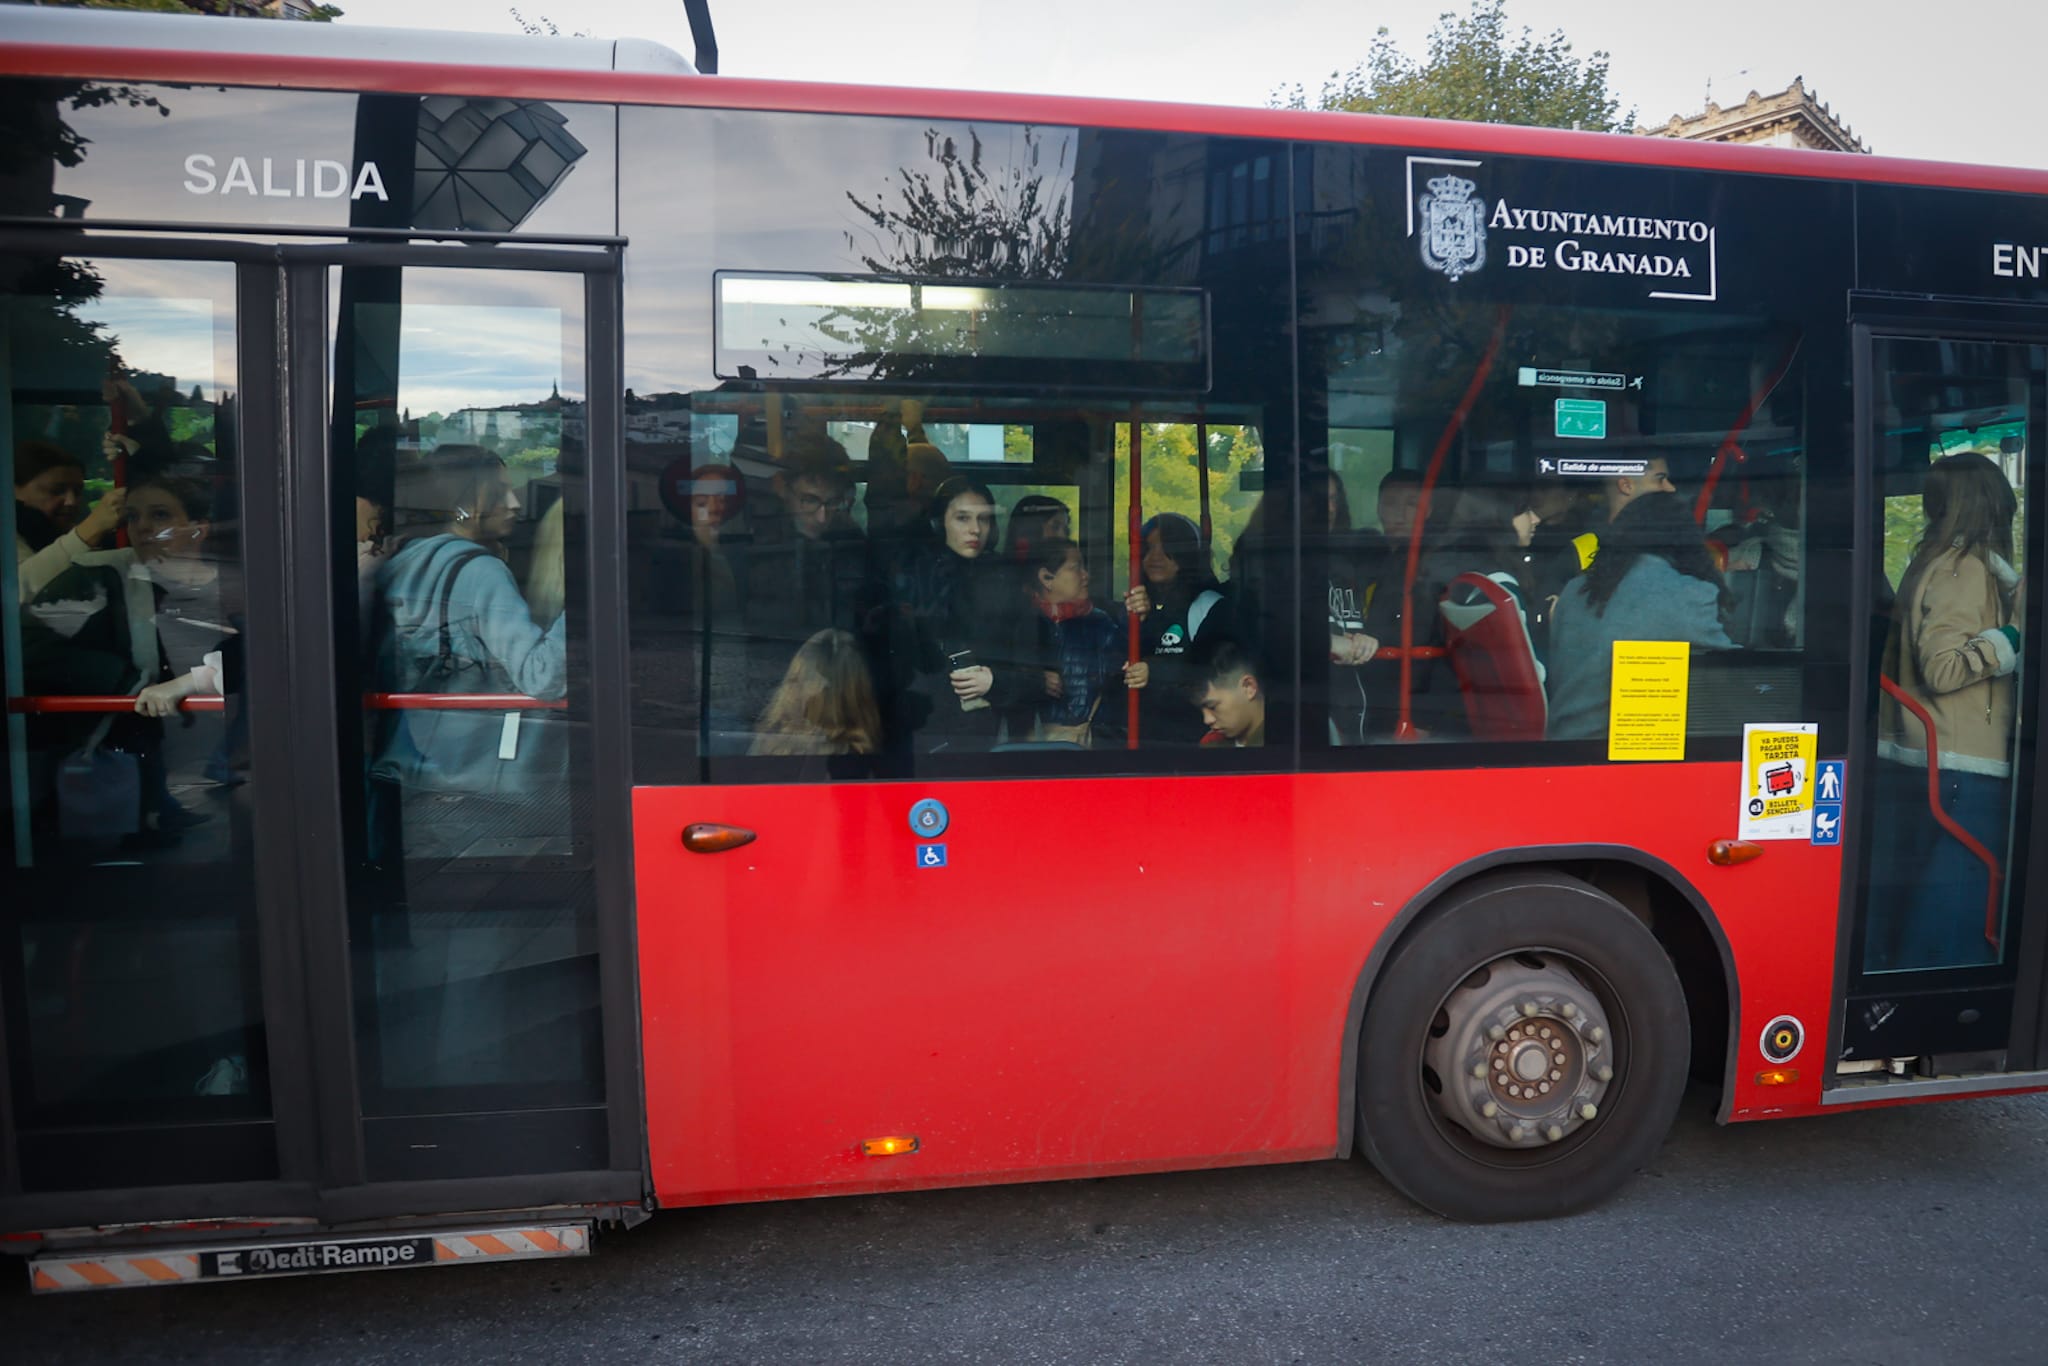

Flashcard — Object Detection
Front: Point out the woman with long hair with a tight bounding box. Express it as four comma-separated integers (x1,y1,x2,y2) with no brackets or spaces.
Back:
1132,512,1227,746
999,494,1072,564
1867,452,2021,971
1546,489,1735,740
751,628,882,756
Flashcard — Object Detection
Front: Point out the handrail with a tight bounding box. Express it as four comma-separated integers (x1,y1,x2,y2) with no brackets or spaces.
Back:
9,693,565,714
1878,673,2002,951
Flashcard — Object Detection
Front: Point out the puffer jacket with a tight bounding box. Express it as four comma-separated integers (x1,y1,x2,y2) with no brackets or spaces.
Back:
1878,546,2020,778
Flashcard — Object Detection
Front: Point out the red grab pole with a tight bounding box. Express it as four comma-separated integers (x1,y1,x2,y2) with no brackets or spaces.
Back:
1127,412,1144,750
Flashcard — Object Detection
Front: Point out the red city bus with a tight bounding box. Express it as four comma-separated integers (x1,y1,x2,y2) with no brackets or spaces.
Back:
5,7,2048,1289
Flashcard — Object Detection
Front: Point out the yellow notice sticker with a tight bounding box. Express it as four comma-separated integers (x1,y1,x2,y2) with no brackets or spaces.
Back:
1740,723,1819,840
1608,641,1690,761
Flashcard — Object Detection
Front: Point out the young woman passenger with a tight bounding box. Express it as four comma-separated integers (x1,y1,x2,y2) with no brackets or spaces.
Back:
1546,490,1734,741
1129,512,1227,746
13,439,125,601
1867,453,2021,971
1024,537,1148,746
889,475,1033,751
750,628,883,757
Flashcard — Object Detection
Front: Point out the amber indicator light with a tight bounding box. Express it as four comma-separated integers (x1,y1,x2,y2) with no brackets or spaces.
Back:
683,823,756,854
1709,839,1764,866
861,1135,920,1157
1755,1068,1800,1087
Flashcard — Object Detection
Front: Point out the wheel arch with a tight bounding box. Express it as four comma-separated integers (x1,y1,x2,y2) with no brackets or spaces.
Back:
1335,844,1741,1159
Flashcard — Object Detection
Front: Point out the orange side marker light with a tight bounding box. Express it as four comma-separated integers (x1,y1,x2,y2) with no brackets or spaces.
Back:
1708,839,1764,866
1756,1068,1800,1087
861,1135,920,1157
683,823,756,854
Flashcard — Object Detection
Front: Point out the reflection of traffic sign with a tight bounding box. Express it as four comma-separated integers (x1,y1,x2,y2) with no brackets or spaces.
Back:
916,843,948,869
1811,805,1842,845
1816,761,1845,805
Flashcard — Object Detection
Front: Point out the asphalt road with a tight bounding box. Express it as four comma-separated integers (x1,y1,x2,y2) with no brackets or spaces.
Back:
7,1084,2047,1364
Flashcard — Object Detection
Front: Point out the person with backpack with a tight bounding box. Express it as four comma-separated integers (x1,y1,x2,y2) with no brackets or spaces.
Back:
1129,512,1228,748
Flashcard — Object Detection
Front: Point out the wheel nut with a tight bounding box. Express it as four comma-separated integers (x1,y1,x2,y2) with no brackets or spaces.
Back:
1550,1070,1562,1082
1580,1104,1598,1121
1597,1064,1613,1082
1472,1063,1487,1079
1482,1101,1499,1118
1538,1082,1550,1094
1545,1125,1563,1142
1561,1003,1578,1018
1489,1024,1507,1040
1521,1002,1540,1017
1589,1026,1605,1043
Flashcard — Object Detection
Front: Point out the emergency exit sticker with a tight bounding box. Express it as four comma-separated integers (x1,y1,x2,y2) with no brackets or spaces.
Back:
1739,723,1819,840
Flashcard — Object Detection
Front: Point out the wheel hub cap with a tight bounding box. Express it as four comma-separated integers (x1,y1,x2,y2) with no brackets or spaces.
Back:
1421,955,1616,1150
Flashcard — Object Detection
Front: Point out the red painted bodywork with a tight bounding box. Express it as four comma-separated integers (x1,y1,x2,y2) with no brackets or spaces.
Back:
634,763,1843,1208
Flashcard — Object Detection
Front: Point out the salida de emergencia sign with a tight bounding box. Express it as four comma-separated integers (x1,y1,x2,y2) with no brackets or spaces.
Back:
1739,723,1819,840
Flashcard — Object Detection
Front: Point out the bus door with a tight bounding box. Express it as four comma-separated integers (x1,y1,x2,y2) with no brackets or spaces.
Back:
0,238,640,1225
1839,322,2048,1084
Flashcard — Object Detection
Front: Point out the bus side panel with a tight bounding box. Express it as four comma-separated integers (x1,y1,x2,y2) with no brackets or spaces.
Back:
634,763,1842,1207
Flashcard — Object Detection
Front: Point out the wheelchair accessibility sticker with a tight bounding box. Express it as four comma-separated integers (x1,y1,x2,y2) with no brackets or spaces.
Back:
916,843,948,869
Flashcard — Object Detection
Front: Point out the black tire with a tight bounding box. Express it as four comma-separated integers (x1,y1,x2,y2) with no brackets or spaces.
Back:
1355,870,1690,1221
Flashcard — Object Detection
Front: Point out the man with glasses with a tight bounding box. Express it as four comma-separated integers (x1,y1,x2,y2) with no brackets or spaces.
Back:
755,433,886,653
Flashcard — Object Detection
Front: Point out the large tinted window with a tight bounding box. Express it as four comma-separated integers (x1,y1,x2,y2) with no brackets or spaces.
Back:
1296,146,1854,762
621,110,1297,782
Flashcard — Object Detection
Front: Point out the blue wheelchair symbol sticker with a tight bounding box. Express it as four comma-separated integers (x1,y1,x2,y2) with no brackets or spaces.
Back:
916,843,949,869
1811,805,1842,846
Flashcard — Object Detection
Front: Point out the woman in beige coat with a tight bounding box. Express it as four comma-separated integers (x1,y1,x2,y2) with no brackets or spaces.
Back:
1868,452,2021,971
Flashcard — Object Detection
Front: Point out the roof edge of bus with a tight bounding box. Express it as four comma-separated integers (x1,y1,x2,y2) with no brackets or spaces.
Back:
0,6,696,76
5,11,2047,199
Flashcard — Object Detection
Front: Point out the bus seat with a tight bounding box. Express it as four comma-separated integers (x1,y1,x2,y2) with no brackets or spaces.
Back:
1438,571,1547,742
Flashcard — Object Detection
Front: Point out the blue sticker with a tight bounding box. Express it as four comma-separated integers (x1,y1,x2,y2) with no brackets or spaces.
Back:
1815,760,1845,806
1811,804,1842,845
908,799,950,839
916,843,949,868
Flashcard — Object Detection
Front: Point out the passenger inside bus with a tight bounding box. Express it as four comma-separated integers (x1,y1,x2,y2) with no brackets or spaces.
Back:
13,438,126,602
1867,452,2019,971
749,626,883,758
22,467,233,842
1133,512,1229,748
1021,536,1148,747
1546,491,1736,740
366,446,567,861
999,493,1071,565
1198,642,1266,748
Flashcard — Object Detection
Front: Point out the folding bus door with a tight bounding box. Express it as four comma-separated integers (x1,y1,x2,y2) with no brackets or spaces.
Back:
1839,323,2048,1083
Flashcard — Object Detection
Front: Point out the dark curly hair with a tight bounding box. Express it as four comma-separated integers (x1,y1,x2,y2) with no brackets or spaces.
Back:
1582,490,1729,617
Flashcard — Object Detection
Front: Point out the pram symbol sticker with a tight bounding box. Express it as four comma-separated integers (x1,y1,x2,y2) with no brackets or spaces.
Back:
1740,723,1818,840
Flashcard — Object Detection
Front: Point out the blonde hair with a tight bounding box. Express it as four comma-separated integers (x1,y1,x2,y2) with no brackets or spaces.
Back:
750,629,882,756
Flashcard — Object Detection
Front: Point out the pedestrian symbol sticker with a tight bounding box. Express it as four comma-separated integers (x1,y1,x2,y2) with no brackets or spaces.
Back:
1811,760,1845,846
1739,723,1818,840
916,843,948,869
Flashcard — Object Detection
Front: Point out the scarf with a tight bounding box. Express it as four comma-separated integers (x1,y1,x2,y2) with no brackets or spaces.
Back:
1034,596,1094,623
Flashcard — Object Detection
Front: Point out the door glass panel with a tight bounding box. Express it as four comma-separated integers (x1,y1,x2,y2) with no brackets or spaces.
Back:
1,256,272,1189
1862,338,2039,975
331,265,602,1171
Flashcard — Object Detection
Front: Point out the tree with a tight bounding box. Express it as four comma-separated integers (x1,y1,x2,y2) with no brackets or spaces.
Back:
19,2,343,19
1275,0,1631,133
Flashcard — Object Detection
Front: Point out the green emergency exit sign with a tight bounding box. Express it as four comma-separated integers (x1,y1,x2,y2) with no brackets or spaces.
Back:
1555,398,1608,440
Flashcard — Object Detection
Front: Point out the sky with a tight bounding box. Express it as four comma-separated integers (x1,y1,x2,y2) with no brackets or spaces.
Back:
331,0,2048,171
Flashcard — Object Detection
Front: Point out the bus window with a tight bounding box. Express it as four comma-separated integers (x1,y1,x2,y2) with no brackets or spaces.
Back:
1860,338,2038,977
1306,302,1815,753
2,257,271,1188
334,266,606,1173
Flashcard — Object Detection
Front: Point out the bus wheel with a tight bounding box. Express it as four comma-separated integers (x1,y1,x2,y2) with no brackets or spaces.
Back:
1355,871,1690,1221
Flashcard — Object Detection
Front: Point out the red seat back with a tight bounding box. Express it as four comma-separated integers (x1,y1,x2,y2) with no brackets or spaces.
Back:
1438,572,1547,742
